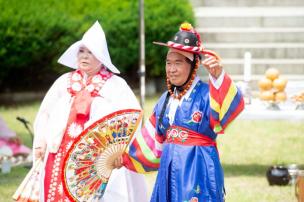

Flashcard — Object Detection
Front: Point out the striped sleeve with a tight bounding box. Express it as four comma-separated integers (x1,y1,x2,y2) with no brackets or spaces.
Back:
209,73,245,134
123,112,165,173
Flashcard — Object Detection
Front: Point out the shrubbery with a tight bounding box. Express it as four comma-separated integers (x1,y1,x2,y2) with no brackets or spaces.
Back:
0,0,194,91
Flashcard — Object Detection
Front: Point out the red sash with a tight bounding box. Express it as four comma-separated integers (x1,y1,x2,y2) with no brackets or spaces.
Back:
166,125,216,147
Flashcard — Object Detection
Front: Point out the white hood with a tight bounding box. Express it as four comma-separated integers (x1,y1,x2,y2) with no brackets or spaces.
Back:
58,21,120,74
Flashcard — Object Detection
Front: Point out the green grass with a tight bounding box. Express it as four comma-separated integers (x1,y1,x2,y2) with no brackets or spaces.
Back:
219,120,303,202
1,97,303,202
0,102,39,201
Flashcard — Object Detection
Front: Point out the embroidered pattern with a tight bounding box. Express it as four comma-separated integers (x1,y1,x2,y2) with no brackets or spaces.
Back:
65,141,73,152
183,185,201,202
167,127,188,142
187,111,203,124
190,197,199,202
183,197,199,202
67,66,113,97
47,151,67,202
67,122,83,138
58,183,64,195
194,185,201,194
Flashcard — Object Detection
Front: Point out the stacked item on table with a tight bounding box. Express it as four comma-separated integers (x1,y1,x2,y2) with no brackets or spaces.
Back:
258,68,288,109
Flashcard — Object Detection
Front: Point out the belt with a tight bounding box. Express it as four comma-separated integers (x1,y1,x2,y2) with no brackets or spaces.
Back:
166,125,216,147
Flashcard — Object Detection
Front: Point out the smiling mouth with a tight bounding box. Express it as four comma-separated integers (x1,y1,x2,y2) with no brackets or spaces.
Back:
169,75,178,79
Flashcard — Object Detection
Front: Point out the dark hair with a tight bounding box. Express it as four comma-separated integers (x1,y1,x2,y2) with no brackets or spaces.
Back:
185,54,201,68
184,57,192,64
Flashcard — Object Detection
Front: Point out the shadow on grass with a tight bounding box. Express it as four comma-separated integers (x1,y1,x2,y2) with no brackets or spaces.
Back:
222,163,270,177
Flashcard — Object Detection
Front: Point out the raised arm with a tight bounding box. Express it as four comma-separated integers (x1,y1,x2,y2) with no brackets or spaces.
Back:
209,72,244,133
202,54,244,134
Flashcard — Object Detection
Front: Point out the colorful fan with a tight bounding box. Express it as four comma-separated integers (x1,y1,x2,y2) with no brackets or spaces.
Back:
62,109,143,202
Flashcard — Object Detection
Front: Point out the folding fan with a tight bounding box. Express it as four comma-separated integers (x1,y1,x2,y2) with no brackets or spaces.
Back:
62,109,143,202
12,159,42,202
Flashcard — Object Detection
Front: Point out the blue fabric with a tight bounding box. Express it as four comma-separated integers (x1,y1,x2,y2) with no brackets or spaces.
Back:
151,81,224,202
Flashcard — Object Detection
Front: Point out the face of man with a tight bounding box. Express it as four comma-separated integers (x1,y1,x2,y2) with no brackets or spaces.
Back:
165,52,192,86
77,46,102,76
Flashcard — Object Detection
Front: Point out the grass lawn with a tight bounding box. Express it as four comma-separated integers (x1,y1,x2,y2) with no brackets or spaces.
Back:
1,96,303,201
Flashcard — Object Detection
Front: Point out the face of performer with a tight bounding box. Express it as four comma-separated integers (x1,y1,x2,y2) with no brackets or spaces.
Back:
165,52,192,86
77,46,102,77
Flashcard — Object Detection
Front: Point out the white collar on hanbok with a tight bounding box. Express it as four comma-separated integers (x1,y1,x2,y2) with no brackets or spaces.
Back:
57,21,120,74
167,76,200,124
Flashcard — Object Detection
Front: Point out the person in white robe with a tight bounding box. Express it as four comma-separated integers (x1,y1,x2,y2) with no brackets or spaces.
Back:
32,21,148,202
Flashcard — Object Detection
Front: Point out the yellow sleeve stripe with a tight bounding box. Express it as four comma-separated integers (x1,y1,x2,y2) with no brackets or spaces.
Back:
210,95,221,114
220,84,238,120
130,157,146,173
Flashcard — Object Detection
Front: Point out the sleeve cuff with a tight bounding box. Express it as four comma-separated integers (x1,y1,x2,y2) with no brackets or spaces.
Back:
122,152,138,172
209,70,225,90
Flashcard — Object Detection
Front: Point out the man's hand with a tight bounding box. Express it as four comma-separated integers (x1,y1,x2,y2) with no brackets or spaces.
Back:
202,54,223,79
112,155,123,169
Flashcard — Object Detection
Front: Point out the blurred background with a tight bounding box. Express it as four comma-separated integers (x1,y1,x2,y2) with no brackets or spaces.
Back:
0,0,194,100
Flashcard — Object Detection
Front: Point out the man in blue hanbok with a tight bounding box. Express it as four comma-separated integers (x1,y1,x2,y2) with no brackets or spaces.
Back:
121,22,245,202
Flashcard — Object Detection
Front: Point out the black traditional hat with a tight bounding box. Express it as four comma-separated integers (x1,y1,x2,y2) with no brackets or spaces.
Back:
153,22,220,59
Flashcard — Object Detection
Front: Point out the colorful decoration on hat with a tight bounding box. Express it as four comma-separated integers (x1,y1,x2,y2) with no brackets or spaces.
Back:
180,22,193,31
155,21,222,99
180,22,202,50
153,21,220,60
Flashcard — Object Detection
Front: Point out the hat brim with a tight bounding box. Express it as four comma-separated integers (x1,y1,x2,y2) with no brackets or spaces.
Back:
153,41,201,54
153,41,221,60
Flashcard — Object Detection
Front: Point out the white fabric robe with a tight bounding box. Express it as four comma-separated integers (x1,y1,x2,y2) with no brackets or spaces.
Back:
33,72,148,202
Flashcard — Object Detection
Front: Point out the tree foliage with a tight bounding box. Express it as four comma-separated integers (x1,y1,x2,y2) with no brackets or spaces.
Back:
0,0,194,91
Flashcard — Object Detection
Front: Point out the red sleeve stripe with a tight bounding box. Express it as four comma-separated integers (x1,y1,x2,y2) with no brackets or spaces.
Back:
209,73,232,105
129,139,160,168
